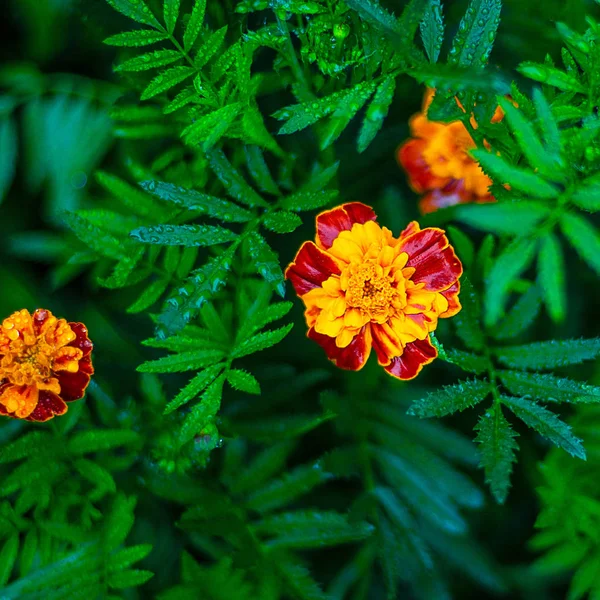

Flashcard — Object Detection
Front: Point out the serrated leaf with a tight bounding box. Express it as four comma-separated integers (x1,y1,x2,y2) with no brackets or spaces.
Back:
517,62,586,92
472,149,559,199
194,26,227,69
182,103,241,149
276,558,329,600
131,224,237,247
0,534,19,587
227,370,261,395
115,49,182,72
491,284,541,340
0,117,17,205
532,88,562,159
474,406,519,504
127,277,170,313
344,0,401,39
408,379,490,418
560,211,600,276
63,213,125,260
228,411,334,441
498,97,560,177
108,569,154,589
108,544,153,571
498,371,600,404
233,323,293,359
246,232,285,296
100,246,146,289
163,0,180,33
207,149,268,208
236,301,293,341
104,29,169,46
501,395,585,459
273,82,374,135
444,349,489,374
453,277,485,351
67,430,140,454
263,211,303,233
139,181,253,223
420,0,444,63
156,247,235,337
164,364,224,414
538,233,566,323
253,510,373,549
244,146,280,196
493,338,600,370
179,375,225,444
138,348,224,373
280,190,338,212
357,75,396,153
484,236,537,327
449,0,502,67
269,0,325,13
106,0,162,28
183,0,206,51
141,66,195,100
571,173,600,212
453,201,550,235
164,87,197,114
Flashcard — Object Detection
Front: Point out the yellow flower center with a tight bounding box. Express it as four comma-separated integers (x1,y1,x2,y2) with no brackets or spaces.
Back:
346,263,395,312
0,310,82,395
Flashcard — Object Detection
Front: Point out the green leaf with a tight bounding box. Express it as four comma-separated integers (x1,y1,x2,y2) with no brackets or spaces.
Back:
163,0,180,33
247,232,285,296
319,81,377,150
227,369,261,395
501,395,585,459
280,190,338,212
67,430,140,454
233,323,293,359
498,370,600,404
269,0,325,13
498,97,560,177
108,544,153,571
108,569,154,589
517,62,586,92
156,247,235,337
115,49,182,72
244,146,280,196
571,173,600,212
183,0,207,51
139,181,253,223
138,348,224,373
444,349,490,374
164,364,224,414
420,0,444,63
471,149,559,199
63,213,125,260
560,211,600,276
141,66,195,100
273,82,375,135
179,375,225,444
100,246,146,289
19,530,37,578
246,462,331,513
407,379,490,418
130,224,237,247
484,236,537,327
104,29,169,46
207,149,268,208
532,88,562,159
538,233,566,323
0,534,19,587
491,284,541,340
448,0,502,67
453,277,485,351
357,75,396,153
106,0,162,28
474,406,519,504
0,117,17,204
253,511,373,549
127,277,170,313
493,338,600,370
194,26,228,69
164,87,196,114
343,0,401,39
276,558,329,600
182,103,241,150
447,225,475,269
263,211,303,234
228,411,335,441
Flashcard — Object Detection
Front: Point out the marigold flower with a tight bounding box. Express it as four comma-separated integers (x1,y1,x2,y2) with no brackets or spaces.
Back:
0,309,93,422
397,88,504,214
285,203,462,380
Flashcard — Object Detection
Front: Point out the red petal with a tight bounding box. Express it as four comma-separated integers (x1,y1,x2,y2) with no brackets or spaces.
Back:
26,391,68,422
397,139,448,193
316,203,377,250
440,281,461,318
400,227,463,292
32,309,52,336
68,322,93,358
371,323,402,367
399,221,421,240
78,356,94,376
285,242,342,296
385,337,438,380
308,325,372,371
57,369,91,402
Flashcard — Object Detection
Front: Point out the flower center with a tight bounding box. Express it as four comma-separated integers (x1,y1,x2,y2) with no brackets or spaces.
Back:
1,337,54,387
346,263,395,312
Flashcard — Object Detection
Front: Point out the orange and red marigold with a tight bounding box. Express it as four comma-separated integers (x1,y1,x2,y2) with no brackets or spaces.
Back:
397,88,504,214
285,203,462,380
0,309,93,422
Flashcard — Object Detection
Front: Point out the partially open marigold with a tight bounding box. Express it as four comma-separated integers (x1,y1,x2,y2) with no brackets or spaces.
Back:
285,203,462,380
0,309,93,422
397,88,504,214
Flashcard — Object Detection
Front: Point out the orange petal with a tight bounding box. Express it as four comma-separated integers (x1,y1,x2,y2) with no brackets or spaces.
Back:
0,384,39,419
